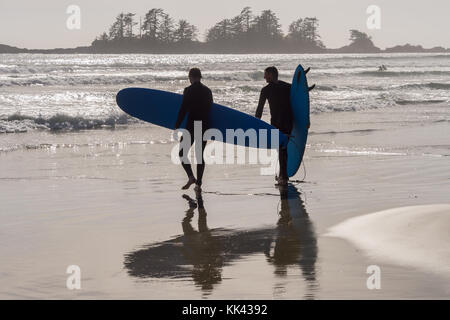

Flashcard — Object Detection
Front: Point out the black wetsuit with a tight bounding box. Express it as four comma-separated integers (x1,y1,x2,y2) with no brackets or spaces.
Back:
175,81,213,186
255,80,293,180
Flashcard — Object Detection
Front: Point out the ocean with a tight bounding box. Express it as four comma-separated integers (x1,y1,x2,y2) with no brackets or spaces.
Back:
1,53,449,127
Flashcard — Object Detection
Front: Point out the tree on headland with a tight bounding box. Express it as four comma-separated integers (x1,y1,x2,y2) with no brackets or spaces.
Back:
157,13,175,44
240,7,253,33
108,13,126,40
303,17,323,46
205,8,289,51
124,13,137,38
287,17,324,49
174,20,198,42
98,32,109,41
206,19,234,42
94,7,327,52
250,10,283,40
107,12,137,40
88,6,392,54
142,8,164,40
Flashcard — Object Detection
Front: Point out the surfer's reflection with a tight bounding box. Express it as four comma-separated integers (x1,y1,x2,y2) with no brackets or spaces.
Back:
266,184,318,298
180,194,223,291
124,184,318,297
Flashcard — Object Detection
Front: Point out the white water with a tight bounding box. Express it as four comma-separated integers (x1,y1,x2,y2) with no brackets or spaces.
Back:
1,53,449,121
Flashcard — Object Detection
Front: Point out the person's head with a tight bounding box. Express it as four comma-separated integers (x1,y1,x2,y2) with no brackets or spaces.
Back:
264,66,278,83
188,68,202,84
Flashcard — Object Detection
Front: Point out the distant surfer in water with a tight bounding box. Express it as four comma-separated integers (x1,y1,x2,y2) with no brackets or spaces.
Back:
175,68,213,191
255,66,293,186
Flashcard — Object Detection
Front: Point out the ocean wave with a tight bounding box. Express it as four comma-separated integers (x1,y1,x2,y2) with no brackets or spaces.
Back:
0,66,76,74
0,113,132,133
0,71,270,87
397,82,450,90
394,99,447,105
358,70,450,77
315,85,335,91
0,74,177,87
336,53,450,60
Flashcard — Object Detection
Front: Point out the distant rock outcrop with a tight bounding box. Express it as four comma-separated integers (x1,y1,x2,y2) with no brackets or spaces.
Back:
0,44,26,53
385,43,450,53
330,29,381,53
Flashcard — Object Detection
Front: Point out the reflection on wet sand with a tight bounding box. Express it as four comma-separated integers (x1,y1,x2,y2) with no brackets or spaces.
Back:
124,184,318,297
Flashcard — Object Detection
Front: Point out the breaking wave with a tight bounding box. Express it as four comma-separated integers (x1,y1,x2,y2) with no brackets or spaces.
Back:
397,82,450,90
358,70,450,77
0,113,132,133
394,99,447,105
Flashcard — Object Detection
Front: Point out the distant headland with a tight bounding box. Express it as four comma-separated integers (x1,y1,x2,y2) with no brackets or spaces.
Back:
1,7,449,54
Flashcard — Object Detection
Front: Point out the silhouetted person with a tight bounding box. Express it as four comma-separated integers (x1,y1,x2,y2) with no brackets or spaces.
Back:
255,66,293,186
175,68,213,191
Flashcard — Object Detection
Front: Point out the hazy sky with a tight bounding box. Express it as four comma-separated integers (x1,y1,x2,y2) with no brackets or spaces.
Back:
0,0,448,49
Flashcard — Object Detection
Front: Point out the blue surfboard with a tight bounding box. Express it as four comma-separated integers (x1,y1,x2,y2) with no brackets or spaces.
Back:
287,65,311,177
116,87,287,149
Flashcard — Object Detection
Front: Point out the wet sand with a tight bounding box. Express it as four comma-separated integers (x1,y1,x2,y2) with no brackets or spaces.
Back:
0,105,449,299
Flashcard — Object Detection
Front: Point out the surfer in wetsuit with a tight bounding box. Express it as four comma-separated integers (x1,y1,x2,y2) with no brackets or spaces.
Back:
255,66,293,186
175,68,213,191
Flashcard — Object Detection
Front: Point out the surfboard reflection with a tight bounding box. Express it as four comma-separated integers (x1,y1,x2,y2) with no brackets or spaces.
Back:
123,184,318,297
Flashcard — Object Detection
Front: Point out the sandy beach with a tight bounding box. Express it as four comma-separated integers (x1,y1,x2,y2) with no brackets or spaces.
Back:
1,102,449,299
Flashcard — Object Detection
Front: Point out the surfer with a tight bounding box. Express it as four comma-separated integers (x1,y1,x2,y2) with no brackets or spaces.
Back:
175,68,213,191
378,64,387,72
255,66,293,186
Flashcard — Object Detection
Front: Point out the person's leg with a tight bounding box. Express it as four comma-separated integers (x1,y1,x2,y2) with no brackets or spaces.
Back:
195,140,207,188
278,146,288,184
179,134,196,189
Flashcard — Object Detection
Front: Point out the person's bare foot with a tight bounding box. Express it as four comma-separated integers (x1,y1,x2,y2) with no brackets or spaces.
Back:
182,176,197,190
275,178,288,187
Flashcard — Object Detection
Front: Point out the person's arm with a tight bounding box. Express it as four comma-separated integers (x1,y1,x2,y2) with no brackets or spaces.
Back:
175,88,188,129
255,88,267,119
209,88,213,105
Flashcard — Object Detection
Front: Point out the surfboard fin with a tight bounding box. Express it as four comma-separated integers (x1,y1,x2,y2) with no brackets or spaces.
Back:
305,67,311,74
308,84,316,91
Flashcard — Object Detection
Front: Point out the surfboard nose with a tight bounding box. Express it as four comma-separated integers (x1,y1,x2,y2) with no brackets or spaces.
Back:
116,88,128,108
116,88,139,111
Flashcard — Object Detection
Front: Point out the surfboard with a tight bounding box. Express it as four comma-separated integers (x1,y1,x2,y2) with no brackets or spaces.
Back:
116,87,287,149
287,65,311,177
